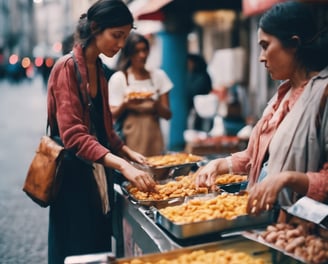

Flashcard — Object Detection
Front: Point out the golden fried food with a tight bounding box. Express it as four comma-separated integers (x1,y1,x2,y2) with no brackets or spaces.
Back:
159,193,248,224
146,153,203,167
126,91,154,100
260,223,328,264
121,249,265,264
215,174,248,185
127,174,210,201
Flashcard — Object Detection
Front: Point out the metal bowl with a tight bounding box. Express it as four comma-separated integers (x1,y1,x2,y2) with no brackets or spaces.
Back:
131,161,203,181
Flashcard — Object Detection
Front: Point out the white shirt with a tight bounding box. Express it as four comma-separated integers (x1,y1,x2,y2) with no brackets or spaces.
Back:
108,69,173,106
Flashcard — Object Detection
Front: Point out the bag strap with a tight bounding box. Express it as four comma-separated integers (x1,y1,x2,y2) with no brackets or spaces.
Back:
123,70,154,87
123,71,129,86
46,53,86,137
316,83,328,168
46,120,50,136
71,52,110,149
317,83,328,127
71,52,90,109
71,52,98,124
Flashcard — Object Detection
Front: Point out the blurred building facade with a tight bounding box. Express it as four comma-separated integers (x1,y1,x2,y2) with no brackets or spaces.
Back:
0,0,95,61
1,0,326,150
0,0,35,59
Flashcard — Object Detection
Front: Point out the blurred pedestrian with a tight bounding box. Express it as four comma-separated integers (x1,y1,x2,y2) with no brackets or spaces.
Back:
108,32,173,156
61,33,75,55
40,57,54,90
186,53,213,131
46,1,155,263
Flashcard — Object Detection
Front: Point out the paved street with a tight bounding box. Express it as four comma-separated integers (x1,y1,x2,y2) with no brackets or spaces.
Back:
0,76,48,263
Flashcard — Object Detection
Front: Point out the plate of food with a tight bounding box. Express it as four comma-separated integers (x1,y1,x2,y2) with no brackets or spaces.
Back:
120,173,218,208
125,91,154,100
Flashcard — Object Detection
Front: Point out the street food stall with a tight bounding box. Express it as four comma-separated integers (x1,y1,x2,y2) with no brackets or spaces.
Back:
184,135,248,156
65,153,328,264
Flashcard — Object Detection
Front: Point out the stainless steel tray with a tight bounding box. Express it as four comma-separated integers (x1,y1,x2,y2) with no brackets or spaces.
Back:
242,230,307,263
131,161,202,181
154,194,278,239
120,181,185,208
120,181,219,209
218,181,248,193
115,236,272,263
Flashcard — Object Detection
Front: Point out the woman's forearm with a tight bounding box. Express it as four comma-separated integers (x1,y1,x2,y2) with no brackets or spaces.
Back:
110,104,126,119
155,94,171,119
155,102,172,119
282,171,309,195
100,152,129,172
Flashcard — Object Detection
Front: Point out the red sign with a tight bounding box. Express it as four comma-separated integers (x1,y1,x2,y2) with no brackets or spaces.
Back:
243,0,286,16
138,10,165,21
134,0,173,21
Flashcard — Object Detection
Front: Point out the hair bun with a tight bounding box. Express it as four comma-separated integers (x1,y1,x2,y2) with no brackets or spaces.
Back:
80,13,87,20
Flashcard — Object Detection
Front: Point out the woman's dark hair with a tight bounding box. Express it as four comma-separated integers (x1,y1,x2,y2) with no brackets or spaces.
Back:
187,53,208,73
76,0,134,47
259,1,328,72
62,33,75,54
116,32,150,71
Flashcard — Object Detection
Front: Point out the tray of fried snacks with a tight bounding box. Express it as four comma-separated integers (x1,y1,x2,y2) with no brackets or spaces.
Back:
116,236,272,264
132,153,204,180
214,173,248,193
154,192,277,239
120,174,218,208
243,218,328,264
125,91,154,100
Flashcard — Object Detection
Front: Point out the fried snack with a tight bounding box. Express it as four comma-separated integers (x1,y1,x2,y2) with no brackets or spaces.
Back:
121,249,265,264
215,174,248,185
146,153,203,167
259,223,328,264
127,174,210,201
126,91,154,100
159,192,248,224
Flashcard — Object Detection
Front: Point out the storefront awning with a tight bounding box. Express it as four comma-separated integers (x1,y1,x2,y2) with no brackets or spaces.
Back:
131,0,173,21
131,0,242,21
242,0,286,16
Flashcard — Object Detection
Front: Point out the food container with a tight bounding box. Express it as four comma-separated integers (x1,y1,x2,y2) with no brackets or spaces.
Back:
243,225,328,264
214,173,248,193
131,153,205,181
120,180,219,209
154,192,278,239
65,237,273,264
120,181,186,208
219,181,248,193
115,236,272,263
243,197,328,264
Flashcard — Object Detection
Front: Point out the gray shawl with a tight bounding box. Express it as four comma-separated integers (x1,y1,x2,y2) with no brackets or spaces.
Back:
267,66,328,206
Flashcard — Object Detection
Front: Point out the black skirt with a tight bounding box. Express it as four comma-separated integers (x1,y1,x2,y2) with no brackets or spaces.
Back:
48,155,113,264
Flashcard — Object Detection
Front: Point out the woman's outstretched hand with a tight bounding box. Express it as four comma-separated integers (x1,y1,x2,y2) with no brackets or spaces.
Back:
246,172,287,214
195,159,221,189
122,164,156,192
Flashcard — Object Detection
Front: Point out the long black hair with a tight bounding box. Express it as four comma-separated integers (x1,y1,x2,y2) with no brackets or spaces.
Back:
115,32,150,71
75,0,134,47
187,53,208,73
259,1,328,72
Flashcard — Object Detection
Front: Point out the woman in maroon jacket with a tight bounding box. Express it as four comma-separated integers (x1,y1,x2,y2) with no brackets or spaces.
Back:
46,1,155,263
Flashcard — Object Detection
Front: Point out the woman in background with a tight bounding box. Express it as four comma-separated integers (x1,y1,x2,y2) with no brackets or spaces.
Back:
109,32,173,156
186,53,213,131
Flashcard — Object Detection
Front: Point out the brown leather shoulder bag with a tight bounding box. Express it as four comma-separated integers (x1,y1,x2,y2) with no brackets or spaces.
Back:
23,135,65,207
